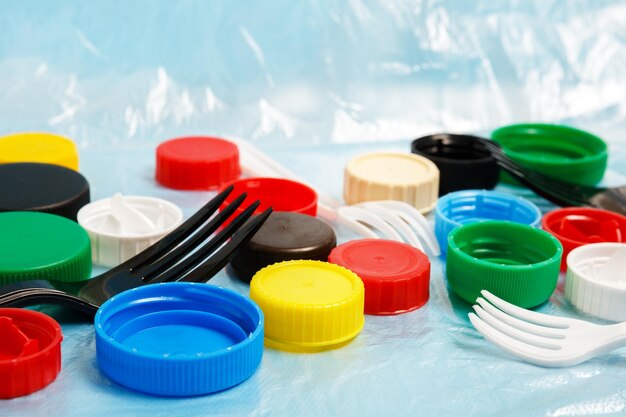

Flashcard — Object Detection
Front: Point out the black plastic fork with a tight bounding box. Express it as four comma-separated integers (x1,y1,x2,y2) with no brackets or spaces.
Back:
476,138,626,215
0,186,271,316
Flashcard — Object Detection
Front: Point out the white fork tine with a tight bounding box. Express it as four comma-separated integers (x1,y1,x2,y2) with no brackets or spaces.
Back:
469,313,562,367
472,305,561,350
476,298,566,339
337,206,404,242
481,290,570,329
369,201,440,255
358,204,425,251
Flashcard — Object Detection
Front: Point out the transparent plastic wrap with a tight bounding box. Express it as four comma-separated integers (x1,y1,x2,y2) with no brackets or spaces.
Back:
2,1,626,416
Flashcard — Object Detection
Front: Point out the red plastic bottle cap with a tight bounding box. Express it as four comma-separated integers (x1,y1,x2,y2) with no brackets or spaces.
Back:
0,308,63,398
220,177,318,223
542,207,626,271
328,239,430,315
156,136,241,190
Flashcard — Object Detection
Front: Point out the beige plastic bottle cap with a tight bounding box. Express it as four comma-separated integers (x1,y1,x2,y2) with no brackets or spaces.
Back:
343,152,439,213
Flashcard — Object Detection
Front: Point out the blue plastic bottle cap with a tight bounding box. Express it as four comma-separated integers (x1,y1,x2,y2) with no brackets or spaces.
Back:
435,190,541,257
94,282,264,397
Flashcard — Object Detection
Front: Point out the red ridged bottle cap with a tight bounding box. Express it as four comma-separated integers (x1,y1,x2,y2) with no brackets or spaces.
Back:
0,308,63,398
156,136,241,190
542,207,626,271
328,239,430,315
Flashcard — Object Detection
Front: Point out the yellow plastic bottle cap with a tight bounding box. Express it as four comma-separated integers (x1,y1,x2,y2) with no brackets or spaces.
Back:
250,260,364,353
0,132,79,170
343,152,439,213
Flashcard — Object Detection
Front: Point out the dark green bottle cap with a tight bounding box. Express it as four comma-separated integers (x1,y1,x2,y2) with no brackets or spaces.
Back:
0,211,92,285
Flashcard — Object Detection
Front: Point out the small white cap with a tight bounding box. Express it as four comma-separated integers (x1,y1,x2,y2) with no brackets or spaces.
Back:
77,194,183,267
566,243,626,321
343,152,439,213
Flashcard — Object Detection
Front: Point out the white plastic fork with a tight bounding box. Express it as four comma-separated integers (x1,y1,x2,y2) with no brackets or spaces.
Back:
468,290,626,367
230,137,440,256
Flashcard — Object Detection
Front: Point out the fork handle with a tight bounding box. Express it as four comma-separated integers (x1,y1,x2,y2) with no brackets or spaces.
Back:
0,287,98,316
587,322,626,358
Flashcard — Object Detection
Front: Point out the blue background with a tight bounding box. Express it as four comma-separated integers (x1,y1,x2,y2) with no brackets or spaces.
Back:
2,1,626,416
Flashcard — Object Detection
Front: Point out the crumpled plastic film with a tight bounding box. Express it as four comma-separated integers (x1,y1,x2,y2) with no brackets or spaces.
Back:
1,1,625,146
2,2,626,416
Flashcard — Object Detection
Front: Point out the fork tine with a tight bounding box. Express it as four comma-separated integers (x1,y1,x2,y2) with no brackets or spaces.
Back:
476,298,565,339
477,139,594,205
374,201,441,255
137,192,248,279
146,200,261,283
338,206,403,242
493,157,591,205
481,290,570,328
178,208,272,283
469,313,562,367
361,204,425,250
119,185,235,273
493,158,586,206
472,305,561,350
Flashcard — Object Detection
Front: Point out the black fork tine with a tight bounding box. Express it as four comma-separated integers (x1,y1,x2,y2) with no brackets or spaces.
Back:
178,208,272,283
477,139,595,206
492,155,593,206
145,200,261,283
479,138,602,199
487,149,581,201
108,185,235,275
136,192,249,280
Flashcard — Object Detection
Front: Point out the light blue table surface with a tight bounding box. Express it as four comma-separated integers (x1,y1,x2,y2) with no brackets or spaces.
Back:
2,2,626,416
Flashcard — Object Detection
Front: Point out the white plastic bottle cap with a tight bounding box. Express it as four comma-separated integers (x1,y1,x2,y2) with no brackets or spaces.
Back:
566,243,626,321
343,152,439,213
77,194,183,267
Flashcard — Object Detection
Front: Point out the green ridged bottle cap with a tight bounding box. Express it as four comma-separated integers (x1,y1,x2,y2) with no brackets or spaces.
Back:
0,212,92,285
491,124,607,186
446,220,562,308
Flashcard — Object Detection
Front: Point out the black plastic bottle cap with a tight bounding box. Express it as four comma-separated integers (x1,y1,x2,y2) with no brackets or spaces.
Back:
0,163,90,221
411,134,499,196
229,212,337,283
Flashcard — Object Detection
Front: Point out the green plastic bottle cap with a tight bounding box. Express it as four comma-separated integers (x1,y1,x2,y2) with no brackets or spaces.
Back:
446,220,562,308
491,124,607,186
0,212,92,285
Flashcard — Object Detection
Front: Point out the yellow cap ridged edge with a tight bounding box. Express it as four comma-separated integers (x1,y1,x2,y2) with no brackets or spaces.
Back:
0,132,79,170
250,260,365,353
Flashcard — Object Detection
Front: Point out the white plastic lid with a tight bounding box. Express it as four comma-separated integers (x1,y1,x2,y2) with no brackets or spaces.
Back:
77,194,183,267
566,243,626,321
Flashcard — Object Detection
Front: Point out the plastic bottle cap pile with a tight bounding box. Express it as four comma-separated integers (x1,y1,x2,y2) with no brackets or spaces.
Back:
1,123,625,397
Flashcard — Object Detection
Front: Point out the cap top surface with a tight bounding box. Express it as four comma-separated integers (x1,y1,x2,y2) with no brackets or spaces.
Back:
156,136,241,190
157,136,238,162
347,152,437,185
0,163,90,219
250,260,364,351
0,132,79,170
255,262,358,305
0,212,92,284
328,239,430,315
330,239,422,279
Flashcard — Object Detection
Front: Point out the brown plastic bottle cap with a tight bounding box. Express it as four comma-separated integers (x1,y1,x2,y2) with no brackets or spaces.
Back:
229,212,336,282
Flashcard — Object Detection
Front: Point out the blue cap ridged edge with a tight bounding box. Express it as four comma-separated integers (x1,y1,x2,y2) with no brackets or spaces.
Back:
94,282,264,397
435,190,542,256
